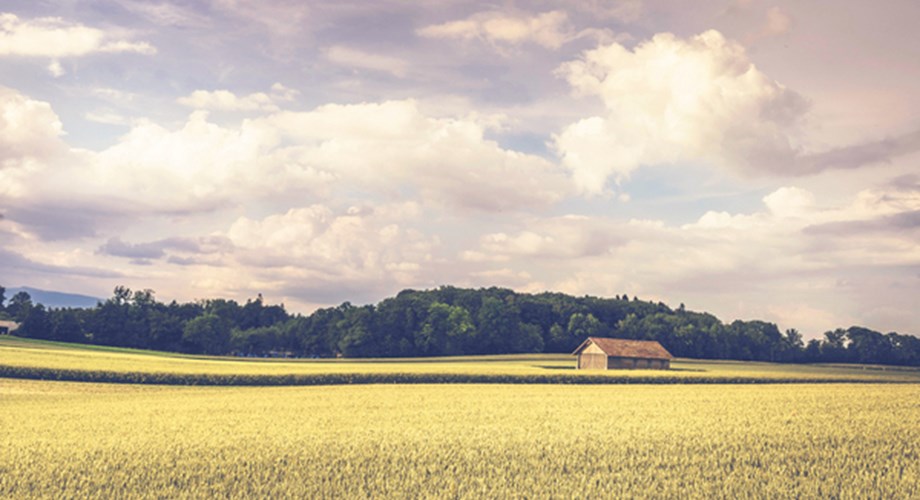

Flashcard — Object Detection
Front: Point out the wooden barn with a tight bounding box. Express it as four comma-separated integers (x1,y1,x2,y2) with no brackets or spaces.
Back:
572,337,673,370
0,320,19,335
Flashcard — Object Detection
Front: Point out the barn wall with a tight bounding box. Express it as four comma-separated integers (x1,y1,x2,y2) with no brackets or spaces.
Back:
607,357,636,369
578,353,607,370
581,343,606,355
645,359,669,370
607,357,671,370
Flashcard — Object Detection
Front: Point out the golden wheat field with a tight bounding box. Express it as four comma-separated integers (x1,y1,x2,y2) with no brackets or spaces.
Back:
2,379,919,498
3,336,919,384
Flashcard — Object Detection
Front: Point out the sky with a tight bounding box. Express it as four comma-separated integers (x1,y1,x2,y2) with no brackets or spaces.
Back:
1,0,918,338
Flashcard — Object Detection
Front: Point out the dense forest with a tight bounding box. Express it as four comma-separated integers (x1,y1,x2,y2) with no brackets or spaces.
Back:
1,284,918,366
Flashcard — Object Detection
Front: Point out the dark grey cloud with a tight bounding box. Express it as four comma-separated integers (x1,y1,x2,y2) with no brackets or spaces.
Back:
0,248,123,279
165,255,218,267
4,195,235,242
113,0,213,29
98,237,168,259
799,128,920,174
277,281,389,307
886,174,920,191
97,235,233,260
804,210,920,237
5,204,123,241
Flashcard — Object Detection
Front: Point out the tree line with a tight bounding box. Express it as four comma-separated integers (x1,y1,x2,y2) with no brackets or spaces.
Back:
1,284,918,366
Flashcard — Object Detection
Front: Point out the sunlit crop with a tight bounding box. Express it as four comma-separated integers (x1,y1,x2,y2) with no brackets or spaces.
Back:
1,380,918,498
2,336,919,385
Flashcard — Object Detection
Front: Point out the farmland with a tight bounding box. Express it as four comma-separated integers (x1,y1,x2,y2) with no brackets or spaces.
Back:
2,336,919,497
2,336,920,385
2,379,919,498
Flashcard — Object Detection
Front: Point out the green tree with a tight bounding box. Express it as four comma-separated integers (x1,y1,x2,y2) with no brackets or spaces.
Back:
202,298,242,328
91,287,143,347
567,313,602,342
18,304,52,339
416,302,451,355
784,328,804,349
512,322,544,353
781,328,804,361
336,306,375,357
182,313,230,354
236,295,287,331
549,323,566,350
52,309,84,342
148,308,185,351
476,296,521,354
373,295,424,356
846,327,892,364
112,285,132,305
615,313,641,340
7,291,33,322
416,302,477,355
821,328,847,362
804,339,822,360
231,325,282,355
445,305,477,354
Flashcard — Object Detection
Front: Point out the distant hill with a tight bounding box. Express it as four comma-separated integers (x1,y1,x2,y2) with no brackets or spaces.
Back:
6,287,102,309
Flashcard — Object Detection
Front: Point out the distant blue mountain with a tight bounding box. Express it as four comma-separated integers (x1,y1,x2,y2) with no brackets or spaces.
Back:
6,287,102,309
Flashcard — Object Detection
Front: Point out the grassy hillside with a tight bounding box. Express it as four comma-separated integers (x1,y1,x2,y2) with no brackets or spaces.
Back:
2,335,918,385
2,380,918,498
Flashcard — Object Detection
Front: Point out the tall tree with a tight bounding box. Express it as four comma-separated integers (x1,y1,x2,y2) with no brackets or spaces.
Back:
821,329,848,362
18,304,52,339
336,305,375,357
182,313,230,355
782,328,804,361
416,302,477,355
476,296,521,354
52,309,85,342
564,312,603,350
7,291,33,322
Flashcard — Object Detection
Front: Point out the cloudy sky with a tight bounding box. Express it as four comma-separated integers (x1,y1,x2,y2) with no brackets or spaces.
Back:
1,0,918,337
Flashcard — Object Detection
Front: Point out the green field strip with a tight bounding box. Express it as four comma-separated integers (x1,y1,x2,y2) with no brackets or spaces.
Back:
2,365,917,386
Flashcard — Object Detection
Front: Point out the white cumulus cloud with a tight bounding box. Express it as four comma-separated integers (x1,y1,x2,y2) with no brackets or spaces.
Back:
418,10,606,50
2,89,569,241
265,99,571,211
763,186,815,217
177,83,298,112
554,29,809,195
0,86,64,168
225,202,436,289
464,182,920,336
0,12,155,57
325,46,410,77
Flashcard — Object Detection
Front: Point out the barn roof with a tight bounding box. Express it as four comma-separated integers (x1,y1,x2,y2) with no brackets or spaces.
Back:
572,337,673,360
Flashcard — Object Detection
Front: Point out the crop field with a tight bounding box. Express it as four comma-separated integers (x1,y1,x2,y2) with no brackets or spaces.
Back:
2,337,919,497
1,379,918,498
2,336,919,385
